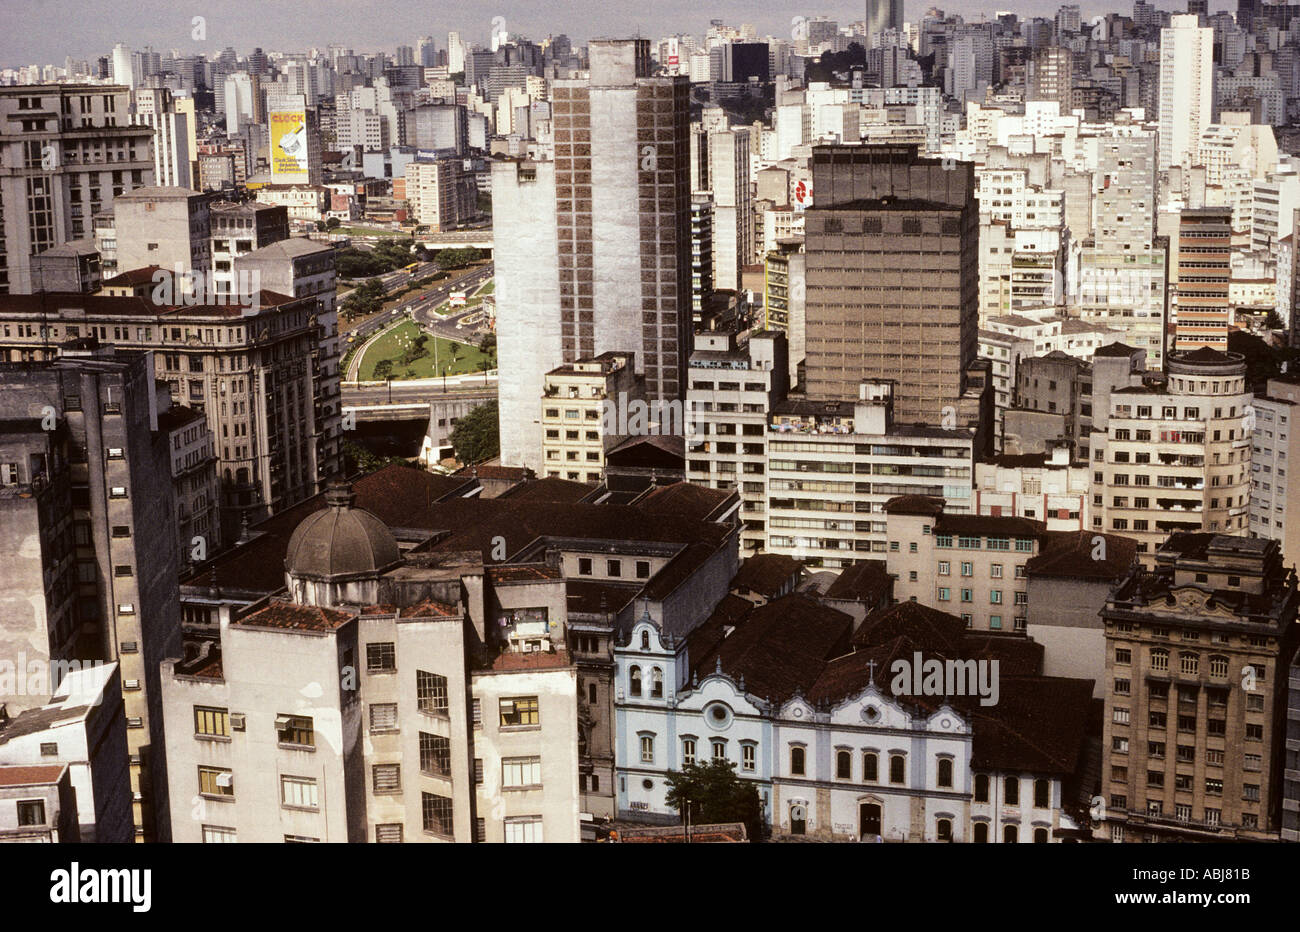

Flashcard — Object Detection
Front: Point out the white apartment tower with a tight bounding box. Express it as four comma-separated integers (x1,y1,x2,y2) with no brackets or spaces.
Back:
1158,15,1213,172
708,128,753,292
132,87,193,189
494,39,692,472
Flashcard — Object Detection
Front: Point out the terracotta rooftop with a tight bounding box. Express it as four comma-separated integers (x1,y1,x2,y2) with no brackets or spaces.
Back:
823,560,892,603
0,764,66,787
236,600,354,631
635,481,734,522
692,593,853,702
1028,530,1138,581
398,598,458,618
731,553,803,598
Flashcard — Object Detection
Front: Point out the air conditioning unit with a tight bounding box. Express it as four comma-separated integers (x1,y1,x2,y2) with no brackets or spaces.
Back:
230,713,246,732
215,772,233,788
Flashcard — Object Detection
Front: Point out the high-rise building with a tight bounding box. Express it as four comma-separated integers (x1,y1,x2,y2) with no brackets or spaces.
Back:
1028,46,1072,109
0,285,342,537
131,88,192,189
1158,14,1214,172
0,85,154,293
1089,347,1252,558
493,39,691,471
1248,376,1300,567
1171,207,1232,353
404,158,478,231
803,144,981,428
1099,534,1300,842
866,0,905,40
0,345,182,841
707,129,752,292
686,329,789,554
1075,132,1168,369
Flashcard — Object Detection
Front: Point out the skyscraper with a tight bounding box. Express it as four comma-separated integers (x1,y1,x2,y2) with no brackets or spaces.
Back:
866,0,905,39
1172,207,1232,353
494,39,691,471
131,87,193,189
803,144,980,427
0,85,154,293
1158,14,1213,171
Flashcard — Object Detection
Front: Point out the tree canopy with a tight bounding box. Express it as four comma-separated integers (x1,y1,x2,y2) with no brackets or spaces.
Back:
663,759,763,841
450,400,499,465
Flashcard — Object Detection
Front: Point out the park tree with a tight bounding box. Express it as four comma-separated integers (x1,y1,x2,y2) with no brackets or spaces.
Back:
450,401,499,465
664,759,763,841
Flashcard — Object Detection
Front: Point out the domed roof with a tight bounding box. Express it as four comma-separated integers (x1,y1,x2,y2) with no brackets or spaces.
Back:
285,481,401,580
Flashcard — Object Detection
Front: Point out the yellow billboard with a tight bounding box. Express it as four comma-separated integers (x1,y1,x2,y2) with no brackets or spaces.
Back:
269,109,308,181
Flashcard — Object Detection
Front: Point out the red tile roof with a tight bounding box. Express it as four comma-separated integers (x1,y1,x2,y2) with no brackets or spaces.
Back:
0,764,66,787
236,601,354,631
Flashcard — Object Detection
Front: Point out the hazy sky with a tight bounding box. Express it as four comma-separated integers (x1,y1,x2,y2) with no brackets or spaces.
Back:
5,0,1237,68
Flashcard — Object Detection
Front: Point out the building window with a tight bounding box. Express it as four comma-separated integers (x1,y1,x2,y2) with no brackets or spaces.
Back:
889,753,905,785
372,764,401,794
1034,779,1050,808
974,773,989,802
1179,652,1199,676
419,733,451,776
366,642,396,673
711,739,727,761
504,816,543,843
369,703,398,733
1150,648,1168,672
636,560,651,579
790,745,806,776
202,825,236,843
198,766,233,798
862,751,878,782
421,793,454,837
937,818,953,842
500,696,539,726
416,671,449,715
1004,776,1020,806
973,822,989,843
640,734,655,763
836,749,852,779
629,665,642,697
741,743,756,772
276,714,314,748
16,799,45,826
578,558,592,575
1003,824,1019,843
651,667,664,699
375,824,403,843
194,706,229,738
682,737,696,766
937,757,953,788
280,775,318,809
503,757,542,788
1033,827,1049,843
606,559,621,577
474,818,486,842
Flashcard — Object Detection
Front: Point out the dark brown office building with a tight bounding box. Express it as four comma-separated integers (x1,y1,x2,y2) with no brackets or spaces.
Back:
803,145,980,427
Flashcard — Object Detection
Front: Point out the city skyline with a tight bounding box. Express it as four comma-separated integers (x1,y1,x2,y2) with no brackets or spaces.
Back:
0,0,1240,66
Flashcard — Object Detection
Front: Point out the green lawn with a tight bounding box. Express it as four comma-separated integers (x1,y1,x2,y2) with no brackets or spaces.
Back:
478,280,495,295
357,320,495,380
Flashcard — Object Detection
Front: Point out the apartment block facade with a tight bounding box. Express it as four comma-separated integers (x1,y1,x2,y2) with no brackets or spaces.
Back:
0,84,154,293
1099,535,1300,841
